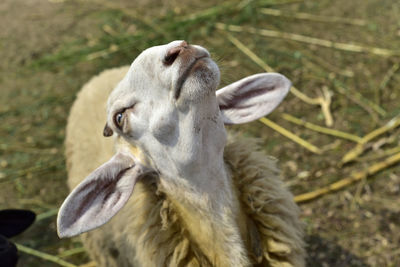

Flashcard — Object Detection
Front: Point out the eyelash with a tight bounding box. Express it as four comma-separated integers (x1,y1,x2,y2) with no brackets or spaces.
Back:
113,111,125,129
113,104,136,129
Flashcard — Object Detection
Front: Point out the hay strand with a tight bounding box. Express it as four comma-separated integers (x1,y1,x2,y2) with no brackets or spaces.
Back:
260,8,366,26
376,62,399,105
359,145,400,161
295,152,400,203
216,23,400,57
57,247,87,258
342,115,400,163
82,0,167,38
79,262,97,267
178,1,237,22
333,82,387,117
36,208,59,221
259,117,322,154
379,62,399,92
282,113,362,143
16,243,78,267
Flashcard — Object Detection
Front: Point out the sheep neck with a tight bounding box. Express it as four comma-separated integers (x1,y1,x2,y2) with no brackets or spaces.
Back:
158,150,250,266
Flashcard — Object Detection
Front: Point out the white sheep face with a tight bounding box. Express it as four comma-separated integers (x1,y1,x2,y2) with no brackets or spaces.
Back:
106,41,225,178
57,40,292,238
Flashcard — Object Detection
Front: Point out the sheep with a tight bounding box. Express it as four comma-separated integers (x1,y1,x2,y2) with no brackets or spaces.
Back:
58,40,305,267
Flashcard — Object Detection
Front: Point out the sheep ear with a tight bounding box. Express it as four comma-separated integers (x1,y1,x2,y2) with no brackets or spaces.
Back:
216,73,291,124
57,152,152,238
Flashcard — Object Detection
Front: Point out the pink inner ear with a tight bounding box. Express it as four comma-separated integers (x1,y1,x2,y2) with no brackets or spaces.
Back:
216,73,291,124
57,152,151,238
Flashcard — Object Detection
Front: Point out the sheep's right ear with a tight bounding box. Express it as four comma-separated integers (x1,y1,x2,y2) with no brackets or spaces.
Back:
57,152,152,238
216,73,291,124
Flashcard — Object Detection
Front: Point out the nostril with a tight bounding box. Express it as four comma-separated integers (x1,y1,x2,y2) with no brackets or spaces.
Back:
163,48,181,66
163,41,189,66
180,40,188,48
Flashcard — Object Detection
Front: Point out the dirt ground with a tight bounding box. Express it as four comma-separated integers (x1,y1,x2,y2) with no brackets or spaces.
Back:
0,0,399,266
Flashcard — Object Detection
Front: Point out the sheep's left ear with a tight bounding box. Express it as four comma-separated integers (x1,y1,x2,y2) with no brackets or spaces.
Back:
57,152,152,238
216,73,291,124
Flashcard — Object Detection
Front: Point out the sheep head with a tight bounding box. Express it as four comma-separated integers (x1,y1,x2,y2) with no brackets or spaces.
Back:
57,41,291,238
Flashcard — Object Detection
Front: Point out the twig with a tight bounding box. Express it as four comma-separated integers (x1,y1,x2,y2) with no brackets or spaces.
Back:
19,198,56,210
350,175,367,210
58,247,87,258
86,44,119,61
333,81,387,117
102,25,118,36
300,60,383,121
36,208,59,221
0,144,58,154
359,145,400,162
336,86,379,124
222,30,273,72
269,0,304,5
259,0,305,6
177,1,239,22
216,23,400,57
370,135,397,151
260,8,366,26
376,62,399,105
3,158,64,181
259,117,322,154
178,0,302,22
82,0,167,38
16,243,77,267
79,262,96,267
320,86,333,126
222,32,334,125
79,261,96,267
302,53,354,77
295,152,400,203
320,140,342,152
379,62,400,91
342,115,400,163
282,113,362,143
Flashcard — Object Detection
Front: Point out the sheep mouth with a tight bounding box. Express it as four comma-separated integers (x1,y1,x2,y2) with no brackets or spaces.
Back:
174,55,210,99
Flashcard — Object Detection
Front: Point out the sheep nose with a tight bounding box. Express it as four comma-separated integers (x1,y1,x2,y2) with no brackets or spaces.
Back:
163,41,188,66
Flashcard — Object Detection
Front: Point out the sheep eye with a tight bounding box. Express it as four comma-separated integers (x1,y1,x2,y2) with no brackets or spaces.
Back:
113,103,135,129
115,113,124,127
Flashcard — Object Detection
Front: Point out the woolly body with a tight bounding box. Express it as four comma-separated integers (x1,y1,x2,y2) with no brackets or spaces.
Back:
65,66,304,266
